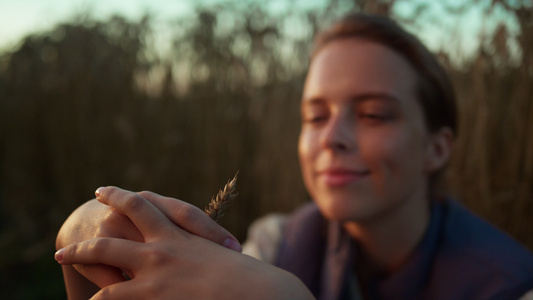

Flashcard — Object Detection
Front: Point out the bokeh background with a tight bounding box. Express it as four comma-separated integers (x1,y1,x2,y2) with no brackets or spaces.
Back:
0,0,531,298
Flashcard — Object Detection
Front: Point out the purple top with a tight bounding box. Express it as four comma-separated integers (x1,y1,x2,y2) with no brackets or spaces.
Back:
275,199,533,300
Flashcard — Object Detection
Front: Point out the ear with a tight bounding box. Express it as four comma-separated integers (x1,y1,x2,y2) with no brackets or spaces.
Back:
425,127,454,173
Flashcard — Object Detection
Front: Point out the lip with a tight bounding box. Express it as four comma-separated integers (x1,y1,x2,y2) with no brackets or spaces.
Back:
318,168,370,187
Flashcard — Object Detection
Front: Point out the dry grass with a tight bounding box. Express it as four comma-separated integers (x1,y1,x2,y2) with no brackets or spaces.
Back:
205,172,239,222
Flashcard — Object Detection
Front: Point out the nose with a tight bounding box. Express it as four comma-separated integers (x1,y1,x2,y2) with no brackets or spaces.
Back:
321,112,356,152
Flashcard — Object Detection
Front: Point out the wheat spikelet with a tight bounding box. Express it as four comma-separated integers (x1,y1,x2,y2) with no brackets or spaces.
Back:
205,172,238,222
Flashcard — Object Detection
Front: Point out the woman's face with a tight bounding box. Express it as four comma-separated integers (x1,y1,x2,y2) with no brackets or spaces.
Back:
299,39,447,223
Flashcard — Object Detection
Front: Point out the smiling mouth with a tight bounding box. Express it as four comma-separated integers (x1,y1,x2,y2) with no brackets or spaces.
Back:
318,169,371,187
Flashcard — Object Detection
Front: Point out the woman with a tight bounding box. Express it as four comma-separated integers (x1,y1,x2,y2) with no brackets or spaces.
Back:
55,13,533,300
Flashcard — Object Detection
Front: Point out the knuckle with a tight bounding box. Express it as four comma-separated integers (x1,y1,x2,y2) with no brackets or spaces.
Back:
122,193,145,212
103,186,118,199
96,287,111,300
89,238,111,256
174,202,202,224
138,190,155,198
173,203,225,241
66,243,79,258
144,246,174,267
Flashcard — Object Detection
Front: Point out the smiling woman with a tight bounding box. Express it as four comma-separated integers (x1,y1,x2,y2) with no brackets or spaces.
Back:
299,39,439,226
263,14,533,299
54,12,533,300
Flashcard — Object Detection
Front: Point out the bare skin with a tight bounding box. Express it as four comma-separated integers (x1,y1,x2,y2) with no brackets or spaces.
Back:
56,186,314,300
56,190,242,299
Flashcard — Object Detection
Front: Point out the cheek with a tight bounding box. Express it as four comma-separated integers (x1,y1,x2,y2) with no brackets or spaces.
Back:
298,132,309,167
360,128,427,179
298,128,322,163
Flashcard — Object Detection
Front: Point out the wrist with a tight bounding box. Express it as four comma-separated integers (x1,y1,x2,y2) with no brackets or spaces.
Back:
240,257,314,300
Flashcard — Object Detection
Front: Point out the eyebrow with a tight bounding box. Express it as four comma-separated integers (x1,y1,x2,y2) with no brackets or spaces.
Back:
302,92,400,105
349,92,400,103
301,97,325,106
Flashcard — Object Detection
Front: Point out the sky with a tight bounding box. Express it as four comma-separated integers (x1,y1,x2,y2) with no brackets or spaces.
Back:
0,0,336,52
0,0,526,60
0,0,193,52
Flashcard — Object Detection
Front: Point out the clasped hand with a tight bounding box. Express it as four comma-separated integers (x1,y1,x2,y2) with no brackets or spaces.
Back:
55,186,313,300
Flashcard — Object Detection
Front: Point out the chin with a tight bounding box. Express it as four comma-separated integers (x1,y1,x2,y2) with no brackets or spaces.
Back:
314,194,367,222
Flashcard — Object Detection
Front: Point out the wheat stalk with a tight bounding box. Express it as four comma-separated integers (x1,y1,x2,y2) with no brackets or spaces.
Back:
204,172,238,222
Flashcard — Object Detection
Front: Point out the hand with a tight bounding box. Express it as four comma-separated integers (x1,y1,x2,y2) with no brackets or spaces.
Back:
55,187,314,300
56,188,242,288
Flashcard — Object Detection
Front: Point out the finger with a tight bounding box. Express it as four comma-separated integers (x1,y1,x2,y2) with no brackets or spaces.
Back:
75,263,128,288
90,279,143,300
56,237,143,272
95,186,178,238
139,191,242,252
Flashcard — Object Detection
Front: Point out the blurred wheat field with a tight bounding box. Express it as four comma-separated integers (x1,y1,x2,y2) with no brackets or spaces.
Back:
0,1,531,299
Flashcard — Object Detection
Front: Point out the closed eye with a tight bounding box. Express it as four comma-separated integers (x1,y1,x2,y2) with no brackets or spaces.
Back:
303,115,328,125
301,98,329,125
356,111,395,125
359,113,391,120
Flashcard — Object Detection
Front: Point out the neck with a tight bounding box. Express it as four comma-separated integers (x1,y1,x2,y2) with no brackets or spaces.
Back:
343,189,431,275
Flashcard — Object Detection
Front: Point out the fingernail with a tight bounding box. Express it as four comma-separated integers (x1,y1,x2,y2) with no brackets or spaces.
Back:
55,248,65,263
223,238,242,253
95,187,105,199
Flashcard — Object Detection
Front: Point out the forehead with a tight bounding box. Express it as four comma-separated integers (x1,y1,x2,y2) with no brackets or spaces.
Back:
303,39,419,104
